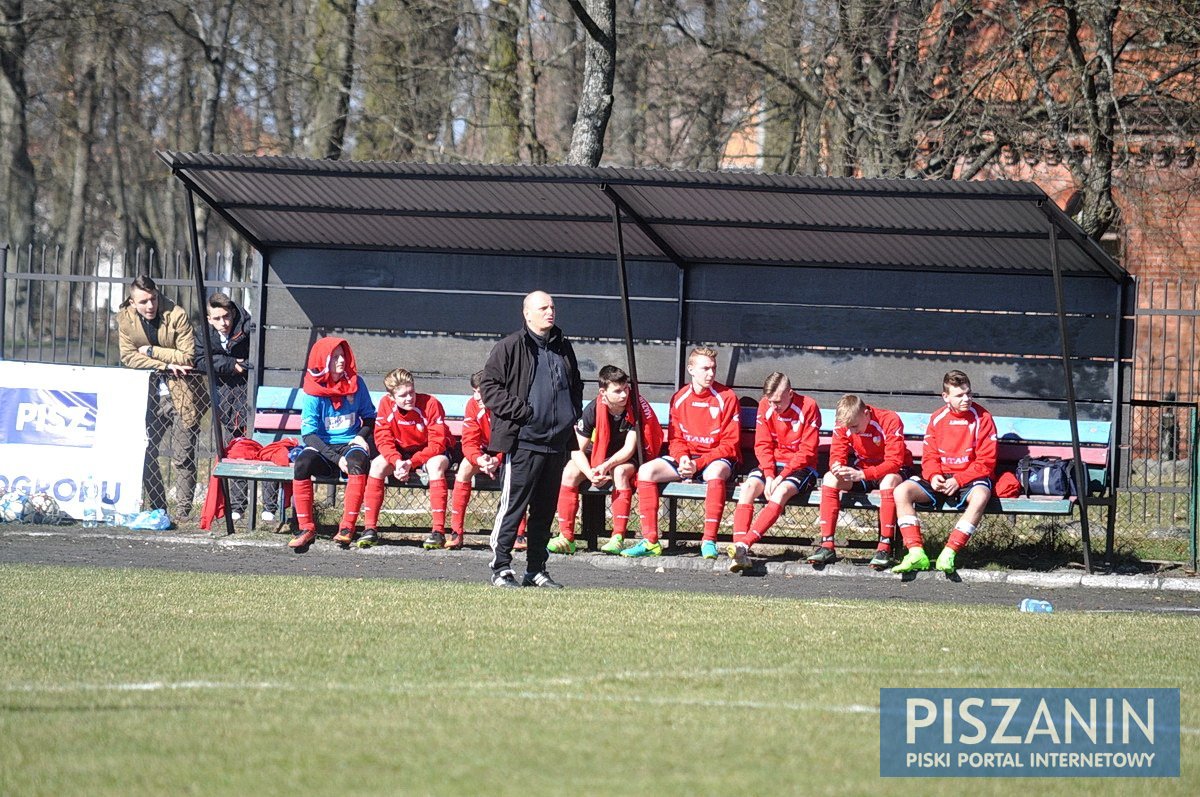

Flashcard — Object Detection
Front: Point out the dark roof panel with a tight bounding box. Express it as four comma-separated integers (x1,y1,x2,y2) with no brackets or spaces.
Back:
160,151,1124,280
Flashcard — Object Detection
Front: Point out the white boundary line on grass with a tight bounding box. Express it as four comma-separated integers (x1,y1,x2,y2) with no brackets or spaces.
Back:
9,679,1199,733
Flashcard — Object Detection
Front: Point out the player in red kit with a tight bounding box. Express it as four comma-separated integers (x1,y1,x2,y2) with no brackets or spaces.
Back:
807,393,914,569
447,371,526,550
358,368,451,549
624,347,740,559
727,373,820,573
891,370,997,574
548,365,664,555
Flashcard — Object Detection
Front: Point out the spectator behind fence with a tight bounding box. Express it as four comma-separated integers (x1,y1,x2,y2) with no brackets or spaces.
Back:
117,274,204,519
192,292,277,523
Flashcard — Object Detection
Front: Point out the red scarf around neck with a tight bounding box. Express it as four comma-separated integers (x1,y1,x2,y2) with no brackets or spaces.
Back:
592,392,664,467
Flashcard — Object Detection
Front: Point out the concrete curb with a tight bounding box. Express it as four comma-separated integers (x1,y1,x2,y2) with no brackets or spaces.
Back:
6,527,1199,592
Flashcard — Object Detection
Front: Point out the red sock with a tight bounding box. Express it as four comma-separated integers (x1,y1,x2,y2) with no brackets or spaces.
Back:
428,478,447,532
450,482,472,534
946,528,972,552
878,489,897,552
555,484,580,538
637,481,660,543
818,485,839,545
732,502,754,545
293,478,315,531
361,476,386,529
340,474,366,530
900,519,924,550
611,488,633,535
747,501,784,548
702,479,726,540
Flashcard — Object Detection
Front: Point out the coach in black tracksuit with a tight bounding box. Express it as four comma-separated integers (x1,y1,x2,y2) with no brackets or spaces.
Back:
481,290,584,588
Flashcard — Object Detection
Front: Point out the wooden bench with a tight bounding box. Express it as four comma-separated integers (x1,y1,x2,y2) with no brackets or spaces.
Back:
211,386,492,533
604,405,1112,550
216,389,1112,554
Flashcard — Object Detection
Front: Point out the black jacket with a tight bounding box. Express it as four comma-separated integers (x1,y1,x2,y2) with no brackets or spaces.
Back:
481,324,584,454
194,303,253,384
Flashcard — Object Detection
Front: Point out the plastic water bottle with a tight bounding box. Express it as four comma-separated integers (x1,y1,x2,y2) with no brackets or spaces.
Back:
1019,598,1054,613
80,476,104,528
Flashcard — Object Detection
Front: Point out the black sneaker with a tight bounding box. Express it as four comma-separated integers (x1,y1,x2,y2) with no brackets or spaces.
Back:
807,547,837,565
423,531,445,550
522,571,564,589
868,549,893,570
491,570,521,589
357,528,380,548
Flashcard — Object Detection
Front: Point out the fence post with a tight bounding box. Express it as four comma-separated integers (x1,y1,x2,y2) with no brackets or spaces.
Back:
1191,406,1198,573
0,242,7,357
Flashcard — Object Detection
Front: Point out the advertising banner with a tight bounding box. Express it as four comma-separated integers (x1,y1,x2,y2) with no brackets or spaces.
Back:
880,687,1180,778
0,361,149,518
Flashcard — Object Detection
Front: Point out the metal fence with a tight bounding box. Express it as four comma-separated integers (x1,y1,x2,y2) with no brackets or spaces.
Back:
2,243,1197,569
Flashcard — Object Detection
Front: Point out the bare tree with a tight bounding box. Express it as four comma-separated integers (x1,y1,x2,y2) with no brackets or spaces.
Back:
0,0,36,248
484,0,521,162
565,0,615,166
303,0,358,159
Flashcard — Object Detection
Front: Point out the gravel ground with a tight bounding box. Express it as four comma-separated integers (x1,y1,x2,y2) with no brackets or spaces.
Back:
3,524,1200,615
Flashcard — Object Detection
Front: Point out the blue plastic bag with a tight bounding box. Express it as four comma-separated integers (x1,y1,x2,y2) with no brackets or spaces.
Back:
125,509,172,530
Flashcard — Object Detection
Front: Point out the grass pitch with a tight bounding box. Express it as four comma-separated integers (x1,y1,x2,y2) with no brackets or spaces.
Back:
0,564,1195,796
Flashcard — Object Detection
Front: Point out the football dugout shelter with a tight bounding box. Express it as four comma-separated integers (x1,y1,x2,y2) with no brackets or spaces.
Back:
161,152,1133,572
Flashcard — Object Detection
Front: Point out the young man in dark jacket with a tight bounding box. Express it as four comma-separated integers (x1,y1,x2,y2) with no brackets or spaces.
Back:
481,290,584,588
194,293,275,521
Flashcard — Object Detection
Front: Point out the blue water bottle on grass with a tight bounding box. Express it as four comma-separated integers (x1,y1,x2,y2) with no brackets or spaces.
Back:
1019,598,1054,613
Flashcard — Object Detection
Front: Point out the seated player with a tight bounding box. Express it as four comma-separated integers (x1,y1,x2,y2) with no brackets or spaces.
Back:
624,346,740,559
288,337,377,552
728,372,820,572
891,370,997,574
548,365,664,555
448,371,526,550
359,368,451,549
809,394,913,569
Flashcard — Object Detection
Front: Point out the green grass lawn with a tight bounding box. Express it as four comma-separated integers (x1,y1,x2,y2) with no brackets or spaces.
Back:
1,564,1195,796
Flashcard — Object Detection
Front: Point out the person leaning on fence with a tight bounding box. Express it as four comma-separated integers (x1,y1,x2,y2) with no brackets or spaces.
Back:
727,372,821,573
117,274,204,520
890,370,998,574
547,364,664,556
813,394,914,570
447,371,527,551
357,368,451,550
288,337,377,553
192,292,276,523
625,346,741,559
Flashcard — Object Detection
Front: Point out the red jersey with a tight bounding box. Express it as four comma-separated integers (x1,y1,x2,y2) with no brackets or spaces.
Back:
667,381,741,469
374,393,449,467
459,395,494,463
921,401,998,483
829,404,912,481
753,392,821,478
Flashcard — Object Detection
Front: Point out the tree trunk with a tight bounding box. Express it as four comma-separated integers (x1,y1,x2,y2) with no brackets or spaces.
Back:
565,0,615,167
517,0,547,164
484,0,521,162
304,0,358,159
0,0,36,249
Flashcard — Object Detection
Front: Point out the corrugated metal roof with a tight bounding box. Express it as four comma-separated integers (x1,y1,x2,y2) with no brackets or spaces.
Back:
159,151,1124,279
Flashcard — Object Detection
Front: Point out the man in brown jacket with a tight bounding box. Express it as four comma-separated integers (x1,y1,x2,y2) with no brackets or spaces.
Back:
117,275,205,519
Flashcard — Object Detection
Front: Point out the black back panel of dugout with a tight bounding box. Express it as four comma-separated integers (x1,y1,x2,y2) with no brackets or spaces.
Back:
260,247,1130,421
